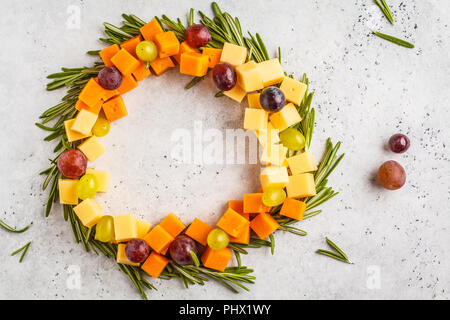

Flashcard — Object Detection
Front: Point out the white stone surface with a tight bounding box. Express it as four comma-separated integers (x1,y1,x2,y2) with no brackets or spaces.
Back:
0,0,449,300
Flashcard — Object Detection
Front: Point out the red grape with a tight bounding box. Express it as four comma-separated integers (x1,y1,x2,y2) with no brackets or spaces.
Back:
125,239,150,263
98,66,122,90
185,24,211,48
169,235,198,265
212,62,237,91
389,134,410,153
377,160,406,190
260,87,286,112
57,149,87,178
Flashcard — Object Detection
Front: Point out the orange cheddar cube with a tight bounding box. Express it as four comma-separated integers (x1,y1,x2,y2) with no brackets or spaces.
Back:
185,218,214,246
149,57,175,76
243,193,271,214
201,247,232,272
92,78,119,102
111,48,140,75
159,213,186,238
132,61,152,82
202,48,222,68
279,198,306,221
174,41,199,64
228,200,249,220
142,252,169,278
120,35,142,59
216,208,250,238
117,74,138,95
229,224,250,244
102,96,128,122
154,31,180,58
180,52,209,77
140,19,164,42
75,99,103,115
250,213,280,239
143,225,174,253
99,44,120,67
79,78,106,109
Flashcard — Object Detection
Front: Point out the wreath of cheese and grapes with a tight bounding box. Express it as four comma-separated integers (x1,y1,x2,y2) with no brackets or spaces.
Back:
38,2,343,299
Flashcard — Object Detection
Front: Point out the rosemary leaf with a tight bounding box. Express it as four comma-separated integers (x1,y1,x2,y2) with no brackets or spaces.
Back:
373,31,415,48
0,220,32,233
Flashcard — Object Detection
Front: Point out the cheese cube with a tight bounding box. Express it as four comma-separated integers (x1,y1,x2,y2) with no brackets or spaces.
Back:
114,214,138,242
111,48,140,75
160,213,186,238
220,42,247,66
255,123,280,147
78,136,106,162
260,166,289,190
280,77,307,105
286,150,318,175
258,58,285,86
247,93,262,109
269,103,301,131
136,220,153,238
143,225,174,253
73,199,103,228
286,173,317,198
64,119,90,143
142,252,169,278
79,78,106,109
71,109,98,136
85,168,110,192
201,247,232,272
223,84,246,103
58,179,79,205
261,143,288,166
243,108,268,131
236,61,264,92
116,243,140,266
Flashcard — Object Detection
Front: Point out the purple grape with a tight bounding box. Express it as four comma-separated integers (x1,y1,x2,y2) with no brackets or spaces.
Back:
185,24,211,48
260,87,286,112
125,239,150,263
57,149,87,178
169,235,198,265
389,134,410,153
98,66,122,90
212,62,237,91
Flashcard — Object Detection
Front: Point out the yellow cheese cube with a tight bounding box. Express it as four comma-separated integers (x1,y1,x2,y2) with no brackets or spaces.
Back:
85,168,110,192
64,119,90,143
243,108,268,131
114,214,138,242
78,136,106,162
258,58,285,86
116,243,140,266
279,77,307,105
136,220,153,238
247,93,262,109
255,123,280,147
223,84,246,103
260,143,288,166
286,173,316,198
236,61,264,92
269,103,302,131
260,166,289,190
286,150,318,175
71,109,98,136
58,179,79,205
73,198,103,228
220,42,247,66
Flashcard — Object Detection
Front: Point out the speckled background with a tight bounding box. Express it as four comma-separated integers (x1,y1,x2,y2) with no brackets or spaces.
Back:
0,0,449,300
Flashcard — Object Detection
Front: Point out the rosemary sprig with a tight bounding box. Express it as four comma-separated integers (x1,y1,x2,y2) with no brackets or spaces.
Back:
316,237,353,264
11,241,32,263
374,0,395,24
372,31,415,48
0,219,32,233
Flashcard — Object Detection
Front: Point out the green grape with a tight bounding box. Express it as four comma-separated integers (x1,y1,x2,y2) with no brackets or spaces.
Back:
95,215,115,242
279,128,306,151
92,117,110,137
262,187,286,207
76,174,98,200
136,41,158,62
207,228,230,250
